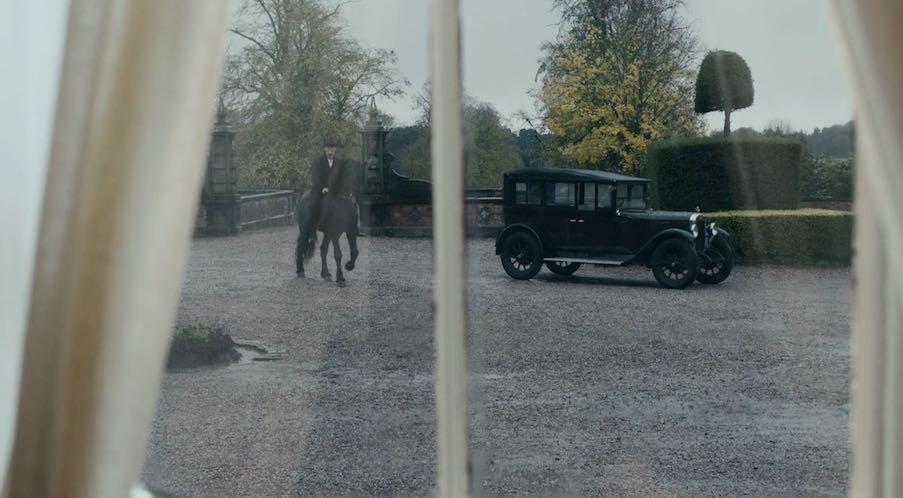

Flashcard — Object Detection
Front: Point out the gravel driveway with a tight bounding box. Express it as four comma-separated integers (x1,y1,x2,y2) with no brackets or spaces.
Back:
142,226,851,497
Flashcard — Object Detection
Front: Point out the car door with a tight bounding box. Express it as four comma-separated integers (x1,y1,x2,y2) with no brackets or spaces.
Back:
573,182,618,252
539,181,577,250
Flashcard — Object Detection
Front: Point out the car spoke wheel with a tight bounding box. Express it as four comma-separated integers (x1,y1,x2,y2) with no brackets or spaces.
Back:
697,237,734,284
546,261,581,276
651,238,698,289
500,232,542,280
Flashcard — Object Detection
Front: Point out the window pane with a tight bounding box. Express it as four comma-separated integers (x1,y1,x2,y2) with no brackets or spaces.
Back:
528,183,542,205
516,182,541,205
579,183,596,210
627,184,646,208
597,185,612,209
515,182,526,204
546,182,575,206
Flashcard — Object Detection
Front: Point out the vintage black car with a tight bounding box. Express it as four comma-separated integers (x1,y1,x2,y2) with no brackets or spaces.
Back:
495,168,734,289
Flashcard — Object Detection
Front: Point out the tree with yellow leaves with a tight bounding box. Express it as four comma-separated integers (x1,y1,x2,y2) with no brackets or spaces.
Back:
539,0,703,174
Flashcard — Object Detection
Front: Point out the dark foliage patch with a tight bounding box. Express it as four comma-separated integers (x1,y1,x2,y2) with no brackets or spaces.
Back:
167,325,240,370
647,137,802,211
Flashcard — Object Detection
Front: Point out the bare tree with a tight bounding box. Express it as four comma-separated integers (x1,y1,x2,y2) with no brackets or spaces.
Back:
224,0,408,188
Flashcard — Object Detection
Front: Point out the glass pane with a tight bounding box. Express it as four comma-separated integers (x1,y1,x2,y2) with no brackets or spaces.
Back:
140,0,855,496
516,182,541,205
546,182,575,206
579,182,596,210
597,185,612,209
527,183,542,205
515,182,526,204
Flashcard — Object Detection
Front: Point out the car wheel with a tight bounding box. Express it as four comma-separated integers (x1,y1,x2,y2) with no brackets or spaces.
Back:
545,261,581,276
500,232,542,280
651,238,699,289
697,237,734,284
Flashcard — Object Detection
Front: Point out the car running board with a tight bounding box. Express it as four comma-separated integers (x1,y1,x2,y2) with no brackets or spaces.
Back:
545,255,632,266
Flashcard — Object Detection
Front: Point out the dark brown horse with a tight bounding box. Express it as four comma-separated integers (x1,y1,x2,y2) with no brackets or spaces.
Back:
295,191,359,287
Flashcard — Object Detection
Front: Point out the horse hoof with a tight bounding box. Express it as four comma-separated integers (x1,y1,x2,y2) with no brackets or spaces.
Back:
336,280,347,288
345,262,355,271
297,271,305,279
322,275,332,282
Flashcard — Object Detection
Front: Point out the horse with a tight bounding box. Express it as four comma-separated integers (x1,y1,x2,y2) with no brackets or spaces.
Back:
295,190,359,287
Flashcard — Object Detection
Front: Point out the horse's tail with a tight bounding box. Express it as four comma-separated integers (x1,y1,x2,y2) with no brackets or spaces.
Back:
296,191,318,261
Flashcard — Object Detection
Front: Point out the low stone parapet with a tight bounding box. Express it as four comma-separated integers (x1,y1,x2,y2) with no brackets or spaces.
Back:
196,189,296,237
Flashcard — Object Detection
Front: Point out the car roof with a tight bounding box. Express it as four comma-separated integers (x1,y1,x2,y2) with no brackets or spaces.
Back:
504,167,650,183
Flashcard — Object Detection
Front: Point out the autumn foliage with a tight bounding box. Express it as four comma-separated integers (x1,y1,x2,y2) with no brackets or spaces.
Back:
539,0,704,174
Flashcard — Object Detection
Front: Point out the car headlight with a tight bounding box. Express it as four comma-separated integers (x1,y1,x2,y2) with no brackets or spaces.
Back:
709,222,716,235
691,222,699,238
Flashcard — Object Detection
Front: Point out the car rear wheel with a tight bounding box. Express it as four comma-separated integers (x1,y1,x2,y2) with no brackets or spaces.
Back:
697,237,734,284
545,261,581,276
651,238,698,289
500,232,542,280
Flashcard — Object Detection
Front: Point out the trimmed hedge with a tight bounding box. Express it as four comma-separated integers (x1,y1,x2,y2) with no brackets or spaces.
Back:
647,137,802,211
706,209,852,264
695,51,754,114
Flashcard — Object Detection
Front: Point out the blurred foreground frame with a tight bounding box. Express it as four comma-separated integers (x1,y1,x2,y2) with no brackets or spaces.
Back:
3,1,230,497
831,1,903,497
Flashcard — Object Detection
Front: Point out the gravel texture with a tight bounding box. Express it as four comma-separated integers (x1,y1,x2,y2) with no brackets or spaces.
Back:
142,226,851,497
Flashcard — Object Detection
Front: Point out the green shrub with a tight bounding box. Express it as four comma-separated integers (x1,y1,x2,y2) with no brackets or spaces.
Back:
800,155,853,201
647,137,802,211
706,209,852,264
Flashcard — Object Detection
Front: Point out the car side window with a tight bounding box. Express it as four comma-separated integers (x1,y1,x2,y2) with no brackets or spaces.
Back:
616,183,646,208
578,183,596,211
597,184,613,210
546,182,576,207
514,182,542,205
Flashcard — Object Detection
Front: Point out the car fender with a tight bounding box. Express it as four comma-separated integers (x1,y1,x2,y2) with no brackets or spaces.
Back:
629,229,696,264
495,224,544,255
713,227,731,240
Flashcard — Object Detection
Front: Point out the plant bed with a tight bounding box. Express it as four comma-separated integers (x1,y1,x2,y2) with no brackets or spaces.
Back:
167,325,241,369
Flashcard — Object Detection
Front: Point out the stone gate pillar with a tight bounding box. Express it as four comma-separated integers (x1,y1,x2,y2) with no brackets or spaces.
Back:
200,99,241,235
358,98,390,234
361,98,388,195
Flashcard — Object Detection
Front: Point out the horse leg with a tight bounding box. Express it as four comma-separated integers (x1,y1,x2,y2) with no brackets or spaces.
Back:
320,232,331,281
295,227,306,277
333,235,345,286
344,230,358,271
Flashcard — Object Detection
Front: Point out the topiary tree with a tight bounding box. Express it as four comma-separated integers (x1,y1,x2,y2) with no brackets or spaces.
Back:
695,50,754,136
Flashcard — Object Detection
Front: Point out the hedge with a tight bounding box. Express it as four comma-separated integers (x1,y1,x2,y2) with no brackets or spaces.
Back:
647,137,802,211
706,209,852,264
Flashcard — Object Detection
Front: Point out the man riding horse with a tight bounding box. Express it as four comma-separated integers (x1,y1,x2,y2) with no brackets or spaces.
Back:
309,137,349,229
296,137,359,285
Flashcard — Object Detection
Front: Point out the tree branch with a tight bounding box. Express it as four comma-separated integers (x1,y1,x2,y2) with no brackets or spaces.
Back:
229,28,278,66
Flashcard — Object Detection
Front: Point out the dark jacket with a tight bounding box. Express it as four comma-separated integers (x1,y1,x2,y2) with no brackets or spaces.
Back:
311,154,352,197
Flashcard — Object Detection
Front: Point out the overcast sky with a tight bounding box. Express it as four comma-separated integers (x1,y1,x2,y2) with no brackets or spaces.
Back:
338,0,854,133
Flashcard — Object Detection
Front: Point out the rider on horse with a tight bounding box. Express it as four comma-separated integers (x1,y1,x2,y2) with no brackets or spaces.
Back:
296,137,360,284
309,136,352,231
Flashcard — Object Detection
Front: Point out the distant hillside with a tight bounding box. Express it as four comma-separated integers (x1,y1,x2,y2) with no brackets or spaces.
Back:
718,121,854,158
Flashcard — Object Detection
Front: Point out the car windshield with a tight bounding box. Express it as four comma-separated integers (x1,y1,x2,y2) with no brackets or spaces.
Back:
616,183,647,209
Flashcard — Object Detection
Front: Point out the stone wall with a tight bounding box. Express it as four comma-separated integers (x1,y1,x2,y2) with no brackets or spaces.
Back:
376,197,503,237
239,190,297,230
195,190,296,237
